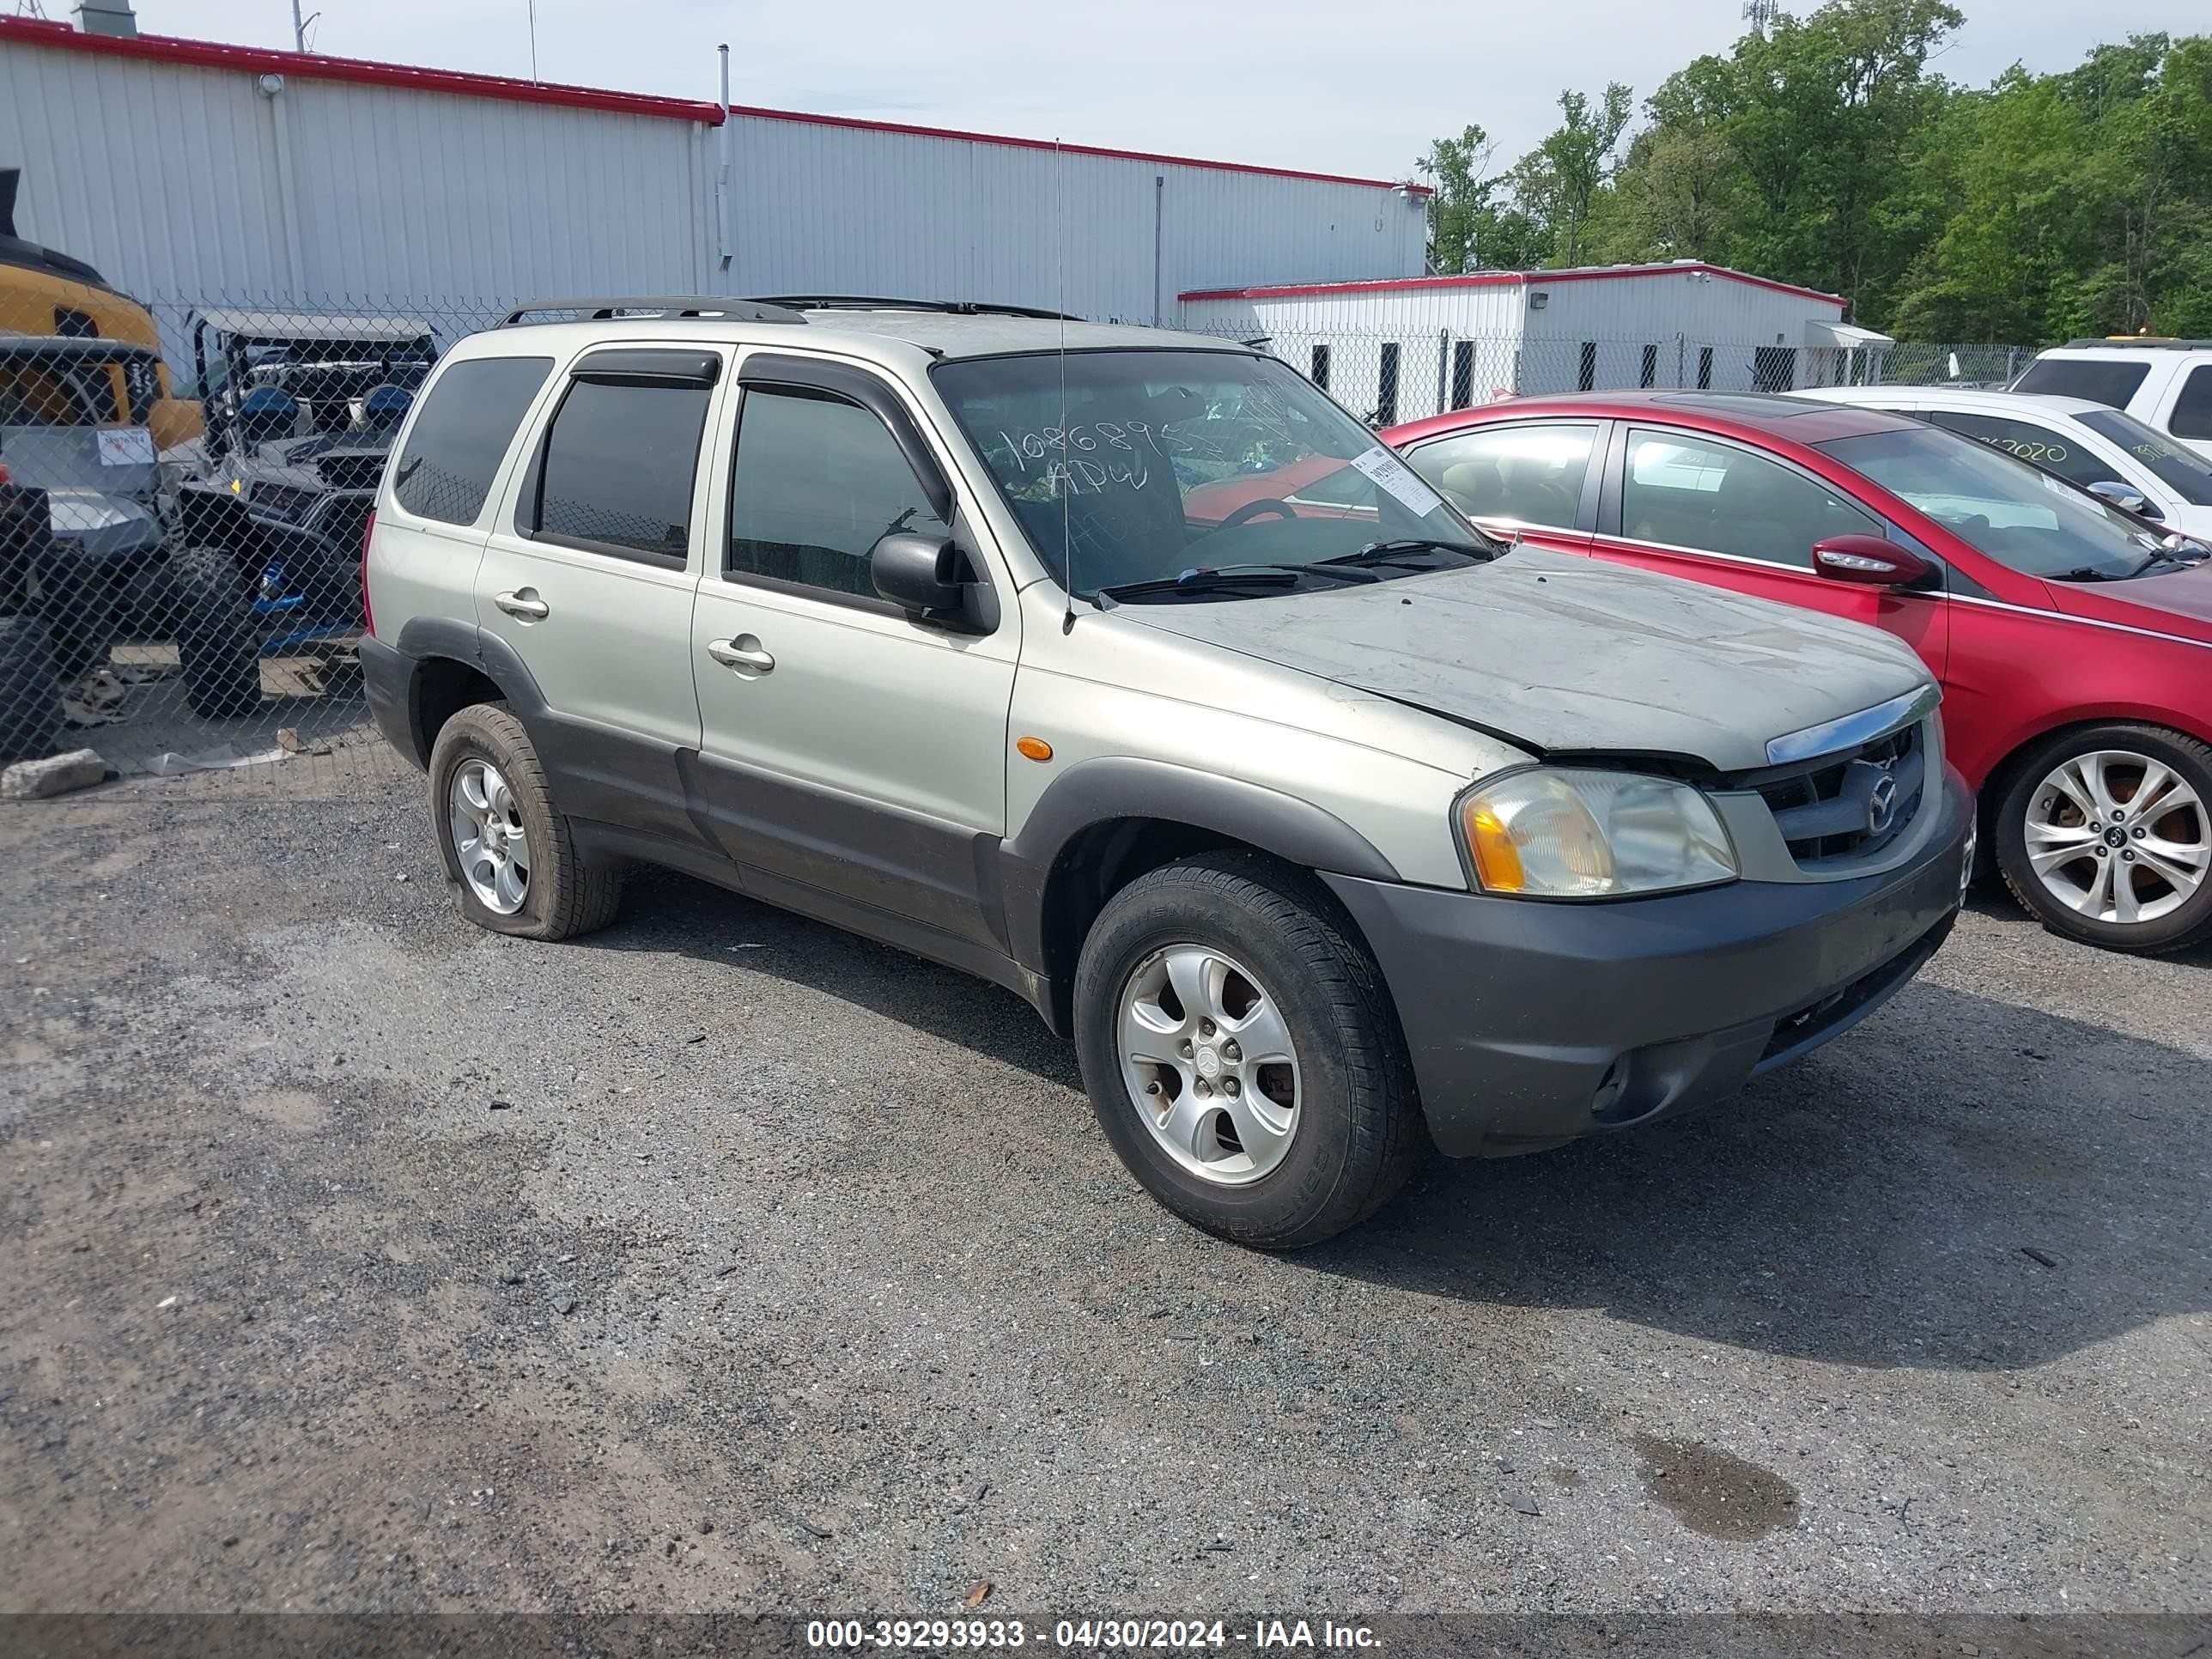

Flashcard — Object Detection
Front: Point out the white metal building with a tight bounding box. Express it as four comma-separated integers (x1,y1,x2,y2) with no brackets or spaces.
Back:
1178,264,1895,424
0,15,1430,326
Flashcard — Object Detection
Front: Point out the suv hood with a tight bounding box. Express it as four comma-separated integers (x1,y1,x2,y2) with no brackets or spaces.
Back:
1121,545,1931,775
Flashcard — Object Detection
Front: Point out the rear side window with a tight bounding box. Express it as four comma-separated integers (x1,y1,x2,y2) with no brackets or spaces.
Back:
2170,366,2212,440
1923,410,2112,491
528,378,713,562
390,356,550,525
2013,356,2150,410
726,386,950,599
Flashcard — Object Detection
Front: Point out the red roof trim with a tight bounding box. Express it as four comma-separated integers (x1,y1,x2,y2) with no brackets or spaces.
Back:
0,16,726,125
0,16,1431,194
1181,263,1844,307
720,100,1430,195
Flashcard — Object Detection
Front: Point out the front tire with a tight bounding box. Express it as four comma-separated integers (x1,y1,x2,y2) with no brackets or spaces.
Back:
0,615,64,767
1073,853,1423,1249
1995,723,2212,955
428,702,622,941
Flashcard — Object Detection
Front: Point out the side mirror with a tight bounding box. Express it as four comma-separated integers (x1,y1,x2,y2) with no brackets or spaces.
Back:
872,531,967,617
1812,533,1935,588
2087,479,2155,518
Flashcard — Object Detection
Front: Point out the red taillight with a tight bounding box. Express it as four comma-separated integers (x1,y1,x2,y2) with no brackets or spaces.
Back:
360,507,376,638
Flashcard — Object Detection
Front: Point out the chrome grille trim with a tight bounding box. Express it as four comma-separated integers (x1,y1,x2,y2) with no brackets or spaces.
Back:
1765,682,1942,767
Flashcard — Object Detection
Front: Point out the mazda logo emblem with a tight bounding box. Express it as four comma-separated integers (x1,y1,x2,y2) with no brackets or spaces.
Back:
1868,774,1899,835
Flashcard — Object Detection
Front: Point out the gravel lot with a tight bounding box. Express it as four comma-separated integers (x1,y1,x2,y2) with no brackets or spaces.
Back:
2,757,2207,1620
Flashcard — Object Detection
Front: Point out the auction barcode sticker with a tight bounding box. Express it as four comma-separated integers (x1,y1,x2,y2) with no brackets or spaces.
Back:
96,427,157,466
1348,445,1445,517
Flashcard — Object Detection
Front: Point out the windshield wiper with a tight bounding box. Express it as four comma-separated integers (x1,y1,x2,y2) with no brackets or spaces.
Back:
1318,537,1499,572
1094,562,1376,604
2046,565,2131,583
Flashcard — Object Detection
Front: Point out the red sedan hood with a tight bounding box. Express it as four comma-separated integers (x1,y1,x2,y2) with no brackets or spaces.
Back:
2048,560,2212,641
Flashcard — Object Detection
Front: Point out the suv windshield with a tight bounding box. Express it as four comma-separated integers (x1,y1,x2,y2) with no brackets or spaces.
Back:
2075,408,2212,507
933,349,1486,598
1819,424,2168,581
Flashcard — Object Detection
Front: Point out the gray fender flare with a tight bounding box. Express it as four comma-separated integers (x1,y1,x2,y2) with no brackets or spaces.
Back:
995,756,1401,1013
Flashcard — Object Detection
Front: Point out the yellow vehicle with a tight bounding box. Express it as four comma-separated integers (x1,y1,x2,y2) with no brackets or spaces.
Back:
0,169,200,451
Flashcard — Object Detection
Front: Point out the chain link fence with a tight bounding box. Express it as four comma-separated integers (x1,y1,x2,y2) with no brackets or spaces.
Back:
0,295,514,793
0,293,2039,798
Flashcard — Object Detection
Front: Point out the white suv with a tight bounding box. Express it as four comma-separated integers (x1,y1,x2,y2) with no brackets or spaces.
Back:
360,295,1970,1248
2013,341,2212,460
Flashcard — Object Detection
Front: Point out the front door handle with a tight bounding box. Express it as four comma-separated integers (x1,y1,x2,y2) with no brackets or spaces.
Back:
706,636,775,673
494,588,550,621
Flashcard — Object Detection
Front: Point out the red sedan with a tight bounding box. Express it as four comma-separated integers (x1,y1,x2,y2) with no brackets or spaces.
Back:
1379,392,2212,954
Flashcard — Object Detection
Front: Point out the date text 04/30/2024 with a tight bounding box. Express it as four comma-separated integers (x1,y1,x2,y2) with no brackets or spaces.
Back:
805,1618,1382,1649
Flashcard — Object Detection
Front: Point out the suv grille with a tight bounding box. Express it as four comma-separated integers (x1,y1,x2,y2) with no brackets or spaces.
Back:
1751,720,1926,869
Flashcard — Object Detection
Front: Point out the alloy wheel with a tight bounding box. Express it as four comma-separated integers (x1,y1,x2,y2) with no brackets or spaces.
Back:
2023,748,2209,927
448,757,532,915
1117,944,1302,1186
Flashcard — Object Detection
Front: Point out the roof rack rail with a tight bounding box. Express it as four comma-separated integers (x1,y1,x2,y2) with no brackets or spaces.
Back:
499,296,808,327
750,295,1081,321
2059,337,2212,350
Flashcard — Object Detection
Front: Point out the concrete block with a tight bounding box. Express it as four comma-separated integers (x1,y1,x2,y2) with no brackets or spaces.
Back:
1,748,112,799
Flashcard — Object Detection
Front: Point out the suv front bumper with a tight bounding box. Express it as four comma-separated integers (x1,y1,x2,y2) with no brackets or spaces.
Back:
1321,771,1972,1158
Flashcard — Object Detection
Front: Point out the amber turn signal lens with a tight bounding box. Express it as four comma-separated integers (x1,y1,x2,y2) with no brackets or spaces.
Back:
1015,736,1054,763
1462,800,1527,892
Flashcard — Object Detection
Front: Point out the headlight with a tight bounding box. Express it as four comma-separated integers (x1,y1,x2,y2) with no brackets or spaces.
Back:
1456,768,1738,898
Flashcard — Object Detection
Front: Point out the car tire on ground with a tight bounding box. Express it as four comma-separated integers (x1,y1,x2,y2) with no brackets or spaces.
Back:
169,545,264,720
30,546,116,684
428,702,623,942
0,614,64,767
1995,722,2212,955
1073,851,1425,1249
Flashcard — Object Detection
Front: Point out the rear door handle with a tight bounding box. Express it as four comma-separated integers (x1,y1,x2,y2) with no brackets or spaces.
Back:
706,637,775,673
494,589,550,621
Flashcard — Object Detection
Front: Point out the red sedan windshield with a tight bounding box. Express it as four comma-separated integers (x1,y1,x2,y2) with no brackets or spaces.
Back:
1819,425,2165,581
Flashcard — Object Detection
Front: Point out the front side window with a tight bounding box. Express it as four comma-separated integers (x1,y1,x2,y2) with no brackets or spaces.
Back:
2077,408,2212,506
528,378,712,560
1819,424,2172,580
1405,423,1598,529
390,356,551,526
727,386,950,599
932,349,1482,599
2170,366,2212,440
1924,409,2113,492
1622,428,1875,567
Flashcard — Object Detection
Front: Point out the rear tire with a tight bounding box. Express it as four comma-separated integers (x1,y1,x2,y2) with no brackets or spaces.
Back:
30,544,114,684
1073,852,1424,1249
0,615,64,767
428,702,623,941
170,545,264,720
1995,723,2212,955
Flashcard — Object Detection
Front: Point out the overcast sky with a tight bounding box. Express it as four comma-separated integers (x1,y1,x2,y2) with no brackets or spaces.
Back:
153,0,2203,184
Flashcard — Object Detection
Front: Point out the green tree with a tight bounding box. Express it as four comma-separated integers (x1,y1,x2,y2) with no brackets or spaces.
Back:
1419,12,2212,343
1417,125,1501,274
1416,121,1562,271
1510,83,1636,265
